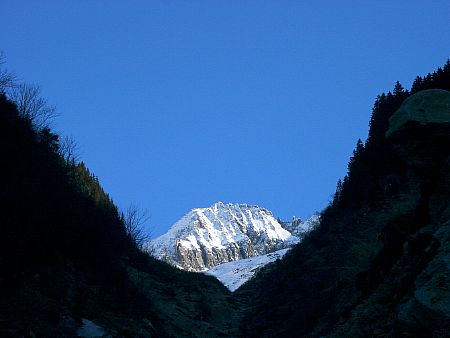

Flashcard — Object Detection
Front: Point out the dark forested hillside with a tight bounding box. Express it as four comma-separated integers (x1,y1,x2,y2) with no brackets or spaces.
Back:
0,92,236,337
236,61,450,337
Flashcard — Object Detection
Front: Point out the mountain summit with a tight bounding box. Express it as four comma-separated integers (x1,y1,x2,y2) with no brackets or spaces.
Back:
148,202,310,272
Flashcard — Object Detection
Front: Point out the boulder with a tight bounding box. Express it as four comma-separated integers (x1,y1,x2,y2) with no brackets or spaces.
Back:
386,89,450,137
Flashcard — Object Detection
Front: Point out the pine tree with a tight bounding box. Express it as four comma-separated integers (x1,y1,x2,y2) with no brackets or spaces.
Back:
393,81,404,96
333,179,343,206
348,139,364,175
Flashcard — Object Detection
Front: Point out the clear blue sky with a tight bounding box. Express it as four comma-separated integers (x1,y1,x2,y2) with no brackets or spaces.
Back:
2,1,449,237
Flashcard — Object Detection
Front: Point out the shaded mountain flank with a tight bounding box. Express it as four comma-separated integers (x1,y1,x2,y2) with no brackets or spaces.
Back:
0,93,237,337
236,65,450,337
0,60,449,337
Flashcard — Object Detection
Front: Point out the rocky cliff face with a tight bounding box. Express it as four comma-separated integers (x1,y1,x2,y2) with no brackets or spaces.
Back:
237,89,450,337
331,90,450,336
281,214,320,239
380,89,450,334
148,202,310,271
386,89,450,137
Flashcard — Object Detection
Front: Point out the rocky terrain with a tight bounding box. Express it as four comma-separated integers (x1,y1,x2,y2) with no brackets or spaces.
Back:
280,214,320,239
237,88,450,337
148,202,316,272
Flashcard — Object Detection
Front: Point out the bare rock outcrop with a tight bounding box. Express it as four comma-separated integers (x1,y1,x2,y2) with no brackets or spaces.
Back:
386,89,450,137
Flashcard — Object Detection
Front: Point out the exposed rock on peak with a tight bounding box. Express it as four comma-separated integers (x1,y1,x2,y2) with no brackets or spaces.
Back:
147,202,311,272
280,214,320,239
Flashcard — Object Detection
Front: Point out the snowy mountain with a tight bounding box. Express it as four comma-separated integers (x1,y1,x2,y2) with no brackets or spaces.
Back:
206,248,290,291
281,214,320,239
148,202,298,271
148,202,317,273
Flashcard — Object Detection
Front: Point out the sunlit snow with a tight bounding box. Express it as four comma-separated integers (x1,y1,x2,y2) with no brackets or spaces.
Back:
149,202,296,269
206,248,290,291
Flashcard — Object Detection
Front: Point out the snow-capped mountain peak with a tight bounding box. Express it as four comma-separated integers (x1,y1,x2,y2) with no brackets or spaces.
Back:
148,202,300,271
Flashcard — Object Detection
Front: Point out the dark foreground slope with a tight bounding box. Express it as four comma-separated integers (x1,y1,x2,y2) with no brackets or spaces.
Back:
0,94,237,337
236,63,450,337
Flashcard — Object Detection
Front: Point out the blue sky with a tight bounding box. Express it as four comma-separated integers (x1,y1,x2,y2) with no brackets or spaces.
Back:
2,1,449,237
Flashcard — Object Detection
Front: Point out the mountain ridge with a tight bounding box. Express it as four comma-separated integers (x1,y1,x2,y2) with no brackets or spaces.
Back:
148,201,316,272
